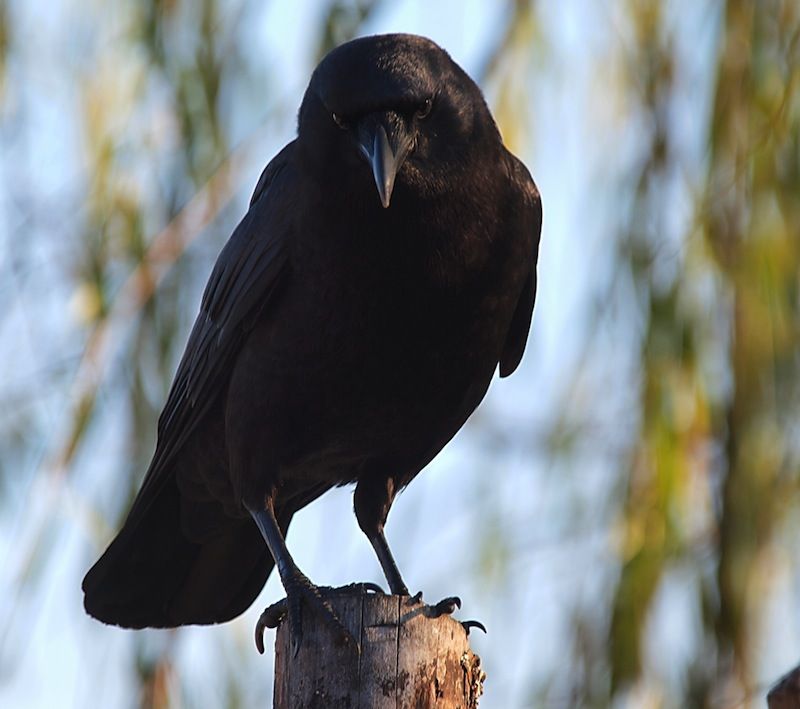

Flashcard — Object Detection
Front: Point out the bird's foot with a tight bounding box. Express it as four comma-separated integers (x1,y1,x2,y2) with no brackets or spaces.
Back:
408,592,487,636
461,619,487,636
254,572,359,656
427,595,462,617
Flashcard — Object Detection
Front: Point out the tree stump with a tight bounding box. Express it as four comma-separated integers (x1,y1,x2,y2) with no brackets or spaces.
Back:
272,589,485,708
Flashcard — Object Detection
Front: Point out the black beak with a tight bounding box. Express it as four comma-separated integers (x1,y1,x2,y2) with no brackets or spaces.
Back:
357,112,413,208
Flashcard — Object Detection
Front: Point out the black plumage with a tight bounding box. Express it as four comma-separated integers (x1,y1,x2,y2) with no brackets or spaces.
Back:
83,33,541,643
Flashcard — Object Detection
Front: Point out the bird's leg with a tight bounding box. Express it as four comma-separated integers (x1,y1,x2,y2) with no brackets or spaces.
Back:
354,475,409,595
354,478,486,634
246,497,354,656
368,526,409,595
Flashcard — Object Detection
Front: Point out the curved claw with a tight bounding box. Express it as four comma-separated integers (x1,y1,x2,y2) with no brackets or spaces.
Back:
461,619,487,636
255,598,289,654
428,596,462,618
254,581,362,656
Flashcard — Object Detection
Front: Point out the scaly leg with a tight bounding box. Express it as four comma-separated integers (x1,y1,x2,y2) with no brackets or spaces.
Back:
247,497,355,656
354,475,411,595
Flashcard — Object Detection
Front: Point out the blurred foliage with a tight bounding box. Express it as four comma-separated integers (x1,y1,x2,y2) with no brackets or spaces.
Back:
1,0,799,707
74,0,242,703
711,0,800,699
0,1,8,100
602,0,799,706
480,0,544,156
316,0,382,60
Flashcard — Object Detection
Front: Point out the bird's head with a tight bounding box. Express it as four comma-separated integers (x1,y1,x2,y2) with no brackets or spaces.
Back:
297,34,500,208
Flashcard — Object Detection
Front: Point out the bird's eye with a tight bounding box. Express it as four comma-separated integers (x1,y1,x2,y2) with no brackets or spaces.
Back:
332,112,349,130
416,98,433,119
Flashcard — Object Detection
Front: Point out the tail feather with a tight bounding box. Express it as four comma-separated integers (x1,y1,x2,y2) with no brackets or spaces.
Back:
82,475,277,628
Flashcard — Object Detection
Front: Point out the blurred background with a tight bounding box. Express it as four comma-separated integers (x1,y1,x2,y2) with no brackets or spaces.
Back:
0,0,798,707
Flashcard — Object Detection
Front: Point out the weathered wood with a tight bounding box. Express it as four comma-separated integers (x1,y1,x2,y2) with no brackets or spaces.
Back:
768,664,800,709
272,589,485,708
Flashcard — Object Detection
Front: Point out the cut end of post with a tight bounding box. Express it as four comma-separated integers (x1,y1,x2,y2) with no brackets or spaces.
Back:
271,588,485,708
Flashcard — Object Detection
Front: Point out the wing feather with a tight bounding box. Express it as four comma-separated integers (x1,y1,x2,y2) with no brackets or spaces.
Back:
499,157,542,378
130,142,296,516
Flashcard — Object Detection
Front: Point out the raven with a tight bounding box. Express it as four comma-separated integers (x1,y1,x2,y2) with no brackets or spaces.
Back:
83,33,541,651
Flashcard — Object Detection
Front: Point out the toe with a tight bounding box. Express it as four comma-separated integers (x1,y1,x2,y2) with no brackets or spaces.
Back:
254,598,288,654
428,596,461,617
461,619,487,635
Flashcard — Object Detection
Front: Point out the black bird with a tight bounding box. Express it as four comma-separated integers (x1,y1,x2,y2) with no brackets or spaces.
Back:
82,33,541,651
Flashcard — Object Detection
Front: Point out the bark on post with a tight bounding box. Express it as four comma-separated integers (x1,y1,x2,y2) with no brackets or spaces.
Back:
272,590,485,708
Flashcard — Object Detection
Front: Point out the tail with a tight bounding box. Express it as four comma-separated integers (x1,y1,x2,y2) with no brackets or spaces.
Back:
82,474,283,628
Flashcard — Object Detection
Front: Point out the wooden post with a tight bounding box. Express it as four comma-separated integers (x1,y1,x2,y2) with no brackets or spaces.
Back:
271,589,485,708
768,665,800,708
